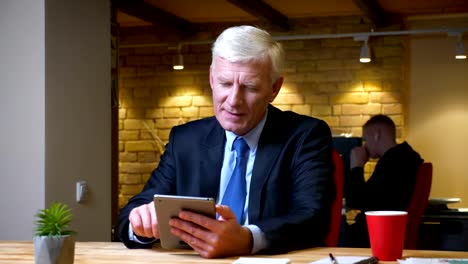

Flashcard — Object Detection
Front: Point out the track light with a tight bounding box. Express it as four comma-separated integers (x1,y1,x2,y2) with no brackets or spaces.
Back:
448,32,466,60
360,40,371,63
354,35,371,63
173,44,184,70
173,53,184,70
455,37,466,60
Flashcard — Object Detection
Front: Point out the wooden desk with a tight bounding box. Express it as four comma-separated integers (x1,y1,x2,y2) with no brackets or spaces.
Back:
1,241,468,264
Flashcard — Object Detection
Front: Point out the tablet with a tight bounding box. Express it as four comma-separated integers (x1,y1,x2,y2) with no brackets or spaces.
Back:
153,194,216,249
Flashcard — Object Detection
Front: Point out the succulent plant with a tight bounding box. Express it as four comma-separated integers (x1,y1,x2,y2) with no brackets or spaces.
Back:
34,202,75,236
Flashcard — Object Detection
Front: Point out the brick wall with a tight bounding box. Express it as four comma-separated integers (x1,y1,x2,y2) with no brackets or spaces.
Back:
117,18,407,208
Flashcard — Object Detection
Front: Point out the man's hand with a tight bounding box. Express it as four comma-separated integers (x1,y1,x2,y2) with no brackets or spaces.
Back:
129,201,159,239
169,204,252,258
350,146,369,169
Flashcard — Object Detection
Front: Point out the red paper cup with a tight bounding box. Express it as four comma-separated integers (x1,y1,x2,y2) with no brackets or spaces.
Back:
365,211,407,261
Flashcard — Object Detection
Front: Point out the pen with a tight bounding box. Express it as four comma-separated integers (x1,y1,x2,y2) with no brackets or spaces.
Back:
329,253,339,264
353,256,379,264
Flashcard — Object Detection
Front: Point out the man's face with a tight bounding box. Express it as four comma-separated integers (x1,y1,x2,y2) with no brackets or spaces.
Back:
210,57,282,136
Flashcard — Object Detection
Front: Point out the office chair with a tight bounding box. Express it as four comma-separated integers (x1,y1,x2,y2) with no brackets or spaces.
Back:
324,148,344,247
404,162,433,249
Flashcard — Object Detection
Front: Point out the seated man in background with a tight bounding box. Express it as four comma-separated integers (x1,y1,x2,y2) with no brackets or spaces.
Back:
116,25,335,258
344,114,423,247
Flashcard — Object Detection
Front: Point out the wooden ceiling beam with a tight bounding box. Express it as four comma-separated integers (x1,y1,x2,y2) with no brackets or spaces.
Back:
352,0,400,29
116,0,193,34
227,0,290,31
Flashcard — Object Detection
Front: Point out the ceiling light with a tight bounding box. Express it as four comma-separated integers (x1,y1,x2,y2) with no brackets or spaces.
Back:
173,53,184,70
455,38,466,60
354,35,371,63
360,40,371,63
173,44,184,70
448,32,466,60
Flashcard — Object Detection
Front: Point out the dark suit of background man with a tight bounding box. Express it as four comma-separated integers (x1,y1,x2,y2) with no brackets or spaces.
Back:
117,25,335,258
344,114,423,247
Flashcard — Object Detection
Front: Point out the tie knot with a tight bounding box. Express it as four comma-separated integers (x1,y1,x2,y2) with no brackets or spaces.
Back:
233,138,249,157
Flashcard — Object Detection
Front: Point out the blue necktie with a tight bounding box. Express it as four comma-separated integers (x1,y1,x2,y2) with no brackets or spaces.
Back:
222,137,249,224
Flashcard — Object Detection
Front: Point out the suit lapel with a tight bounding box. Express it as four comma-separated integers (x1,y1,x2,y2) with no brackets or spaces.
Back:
199,122,225,200
249,106,285,221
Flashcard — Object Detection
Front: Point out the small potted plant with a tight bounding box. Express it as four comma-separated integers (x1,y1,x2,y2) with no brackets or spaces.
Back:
33,202,76,264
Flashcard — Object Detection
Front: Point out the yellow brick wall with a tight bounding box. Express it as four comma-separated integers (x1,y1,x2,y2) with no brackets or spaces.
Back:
117,20,407,208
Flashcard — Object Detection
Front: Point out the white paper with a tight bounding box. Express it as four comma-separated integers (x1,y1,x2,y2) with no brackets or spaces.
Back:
398,258,468,264
233,257,291,264
309,256,369,264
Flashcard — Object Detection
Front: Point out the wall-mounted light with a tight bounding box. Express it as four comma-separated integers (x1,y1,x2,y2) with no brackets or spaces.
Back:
354,35,371,63
173,44,184,70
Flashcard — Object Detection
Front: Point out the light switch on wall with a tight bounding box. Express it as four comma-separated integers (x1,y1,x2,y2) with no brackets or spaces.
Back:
76,181,87,203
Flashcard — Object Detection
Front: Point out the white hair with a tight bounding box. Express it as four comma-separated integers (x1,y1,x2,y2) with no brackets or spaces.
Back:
211,25,284,83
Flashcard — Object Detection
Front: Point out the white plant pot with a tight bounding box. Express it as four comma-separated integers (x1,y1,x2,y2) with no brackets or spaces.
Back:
33,235,75,264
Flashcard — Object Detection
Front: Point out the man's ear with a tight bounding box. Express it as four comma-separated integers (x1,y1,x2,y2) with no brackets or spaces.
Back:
209,65,214,90
269,76,284,102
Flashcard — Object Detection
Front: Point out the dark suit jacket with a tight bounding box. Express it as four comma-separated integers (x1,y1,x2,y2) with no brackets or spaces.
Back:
117,105,335,253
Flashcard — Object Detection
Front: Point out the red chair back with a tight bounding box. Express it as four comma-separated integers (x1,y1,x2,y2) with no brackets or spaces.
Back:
404,162,432,249
324,148,344,247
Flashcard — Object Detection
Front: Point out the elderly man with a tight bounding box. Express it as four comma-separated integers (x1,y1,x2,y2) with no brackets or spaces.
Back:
117,25,334,258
